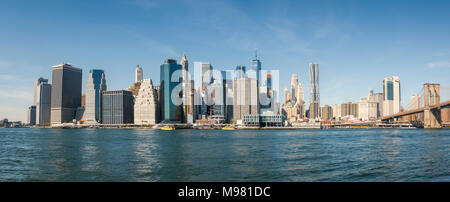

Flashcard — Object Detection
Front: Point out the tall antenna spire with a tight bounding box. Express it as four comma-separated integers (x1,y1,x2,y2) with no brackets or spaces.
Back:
254,49,258,59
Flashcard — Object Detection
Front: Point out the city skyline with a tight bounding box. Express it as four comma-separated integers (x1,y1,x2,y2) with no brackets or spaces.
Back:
1,0,450,122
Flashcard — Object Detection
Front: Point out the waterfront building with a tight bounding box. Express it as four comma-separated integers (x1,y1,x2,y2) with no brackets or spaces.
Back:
33,77,51,126
135,65,143,83
102,90,134,124
75,107,85,122
373,92,384,117
243,113,284,127
382,76,401,116
282,101,305,122
281,74,306,122
209,79,226,118
160,59,182,122
50,63,82,125
341,102,358,118
333,104,341,120
134,79,160,125
27,105,36,125
309,63,320,119
321,105,333,121
180,54,195,123
358,89,380,121
222,70,234,123
84,69,107,124
233,77,259,122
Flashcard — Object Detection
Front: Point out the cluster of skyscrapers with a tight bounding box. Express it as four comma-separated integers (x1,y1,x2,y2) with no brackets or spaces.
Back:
25,53,410,127
280,65,407,124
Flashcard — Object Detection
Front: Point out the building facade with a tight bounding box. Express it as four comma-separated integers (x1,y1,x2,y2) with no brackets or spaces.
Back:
341,102,358,118
321,105,333,121
50,63,82,125
135,65,143,83
27,105,36,125
160,59,182,122
102,90,134,124
233,77,259,122
309,63,320,119
84,69,107,124
382,76,401,116
134,79,159,125
34,77,51,126
358,89,379,121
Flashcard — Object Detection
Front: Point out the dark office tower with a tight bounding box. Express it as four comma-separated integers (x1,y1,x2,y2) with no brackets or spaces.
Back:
34,77,51,126
160,59,182,122
50,63,82,125
27,105,36,125
102,90,134,124
251,50,261,82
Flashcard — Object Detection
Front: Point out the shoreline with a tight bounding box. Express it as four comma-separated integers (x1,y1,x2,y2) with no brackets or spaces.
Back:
6,125,449,130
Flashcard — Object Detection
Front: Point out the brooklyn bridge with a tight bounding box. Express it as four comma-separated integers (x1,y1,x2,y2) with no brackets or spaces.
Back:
380,83,450,128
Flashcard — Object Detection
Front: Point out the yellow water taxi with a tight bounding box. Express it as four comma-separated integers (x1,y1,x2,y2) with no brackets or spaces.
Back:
222,125,235,130
161,125,175,130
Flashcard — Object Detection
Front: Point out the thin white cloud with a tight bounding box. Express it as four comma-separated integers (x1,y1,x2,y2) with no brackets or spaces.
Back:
427,61,450,69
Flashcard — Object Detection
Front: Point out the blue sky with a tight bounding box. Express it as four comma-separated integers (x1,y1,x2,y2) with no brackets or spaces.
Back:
1,0,450,121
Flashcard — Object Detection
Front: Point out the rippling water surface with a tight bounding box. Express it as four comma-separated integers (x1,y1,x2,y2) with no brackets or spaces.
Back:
0,128,448,181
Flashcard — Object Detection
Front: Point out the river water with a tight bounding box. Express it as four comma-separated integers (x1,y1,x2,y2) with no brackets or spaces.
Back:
0,128,448,181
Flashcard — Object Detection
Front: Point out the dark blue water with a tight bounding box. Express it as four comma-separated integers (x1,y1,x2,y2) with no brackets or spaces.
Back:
0,128,448,181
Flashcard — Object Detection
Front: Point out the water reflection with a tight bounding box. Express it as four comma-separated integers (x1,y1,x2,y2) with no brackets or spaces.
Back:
0,128,449,181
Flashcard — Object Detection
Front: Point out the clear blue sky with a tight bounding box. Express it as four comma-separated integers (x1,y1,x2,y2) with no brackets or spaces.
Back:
1,0,450,121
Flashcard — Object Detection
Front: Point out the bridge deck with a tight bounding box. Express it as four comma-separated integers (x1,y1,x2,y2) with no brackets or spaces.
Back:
380,100,450,121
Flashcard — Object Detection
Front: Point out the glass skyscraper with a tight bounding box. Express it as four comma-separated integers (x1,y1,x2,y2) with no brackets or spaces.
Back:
309,63,320,119
251,52,261,81
84,69,106,124
160,59,182,122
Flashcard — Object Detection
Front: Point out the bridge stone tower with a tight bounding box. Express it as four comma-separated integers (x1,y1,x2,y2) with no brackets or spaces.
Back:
424,83,441,128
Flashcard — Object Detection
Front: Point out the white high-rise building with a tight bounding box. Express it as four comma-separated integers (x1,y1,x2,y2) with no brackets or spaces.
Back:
84,70,106,124
233,77,259,122
291,74,298,103
333,104,341,120
296,83,304,104
359,89,381,121
134,79,159,125
382,76,401,116
135,65,143,83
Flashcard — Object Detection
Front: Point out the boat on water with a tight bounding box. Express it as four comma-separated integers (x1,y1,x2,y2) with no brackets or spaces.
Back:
222,125,235,130
161,125,175,130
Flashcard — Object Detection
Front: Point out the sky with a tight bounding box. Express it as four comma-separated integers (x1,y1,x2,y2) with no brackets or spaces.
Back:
1,0,450,122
